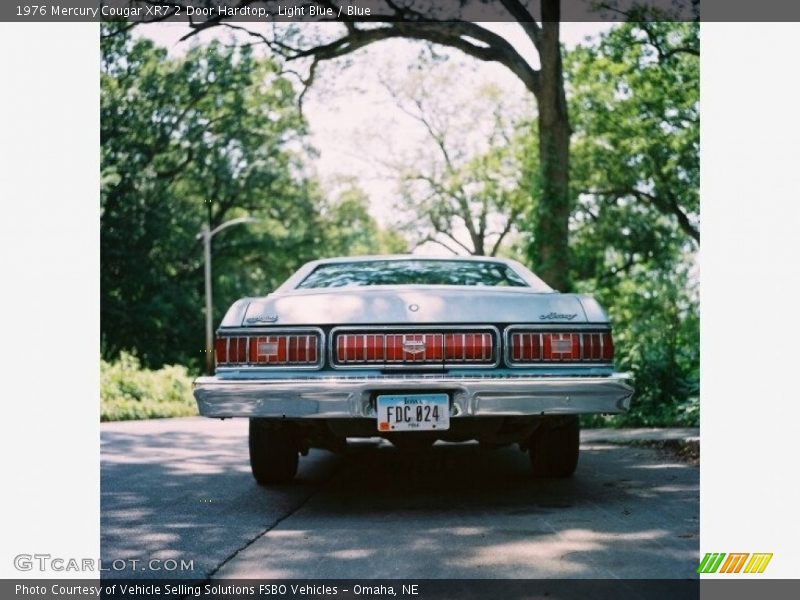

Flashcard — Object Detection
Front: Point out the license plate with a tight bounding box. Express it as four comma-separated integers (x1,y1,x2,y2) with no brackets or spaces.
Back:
376,393,450,432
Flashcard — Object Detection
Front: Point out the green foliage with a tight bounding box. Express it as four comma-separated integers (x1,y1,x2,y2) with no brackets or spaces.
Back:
580,258,699,428
101,27,393,371
101,28,319,369
101,352,197,421
320,181,409,256
567,23,700,427
568,22,699,246
611,262,699,426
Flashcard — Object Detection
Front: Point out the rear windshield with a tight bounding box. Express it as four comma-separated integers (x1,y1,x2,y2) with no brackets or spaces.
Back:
296,260,529,289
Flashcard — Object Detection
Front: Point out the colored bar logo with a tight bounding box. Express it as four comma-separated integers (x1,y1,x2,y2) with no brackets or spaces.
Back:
698,553,773,574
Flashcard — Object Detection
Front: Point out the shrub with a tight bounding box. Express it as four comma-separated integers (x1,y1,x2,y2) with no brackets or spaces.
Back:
101,352,197,421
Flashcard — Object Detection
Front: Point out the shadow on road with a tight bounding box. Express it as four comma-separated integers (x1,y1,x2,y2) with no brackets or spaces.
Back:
101,419,698,579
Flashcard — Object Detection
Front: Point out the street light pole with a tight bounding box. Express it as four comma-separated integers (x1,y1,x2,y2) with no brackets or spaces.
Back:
201,226,214,374
198,216,256,374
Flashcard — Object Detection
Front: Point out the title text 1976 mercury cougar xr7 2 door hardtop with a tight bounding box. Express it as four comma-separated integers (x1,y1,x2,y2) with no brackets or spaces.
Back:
193,256,633,484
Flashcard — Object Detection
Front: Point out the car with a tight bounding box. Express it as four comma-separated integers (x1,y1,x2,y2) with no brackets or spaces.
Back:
193,255,633,484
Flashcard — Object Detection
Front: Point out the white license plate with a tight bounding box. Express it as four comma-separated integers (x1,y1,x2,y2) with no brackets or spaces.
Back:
376,393,450,432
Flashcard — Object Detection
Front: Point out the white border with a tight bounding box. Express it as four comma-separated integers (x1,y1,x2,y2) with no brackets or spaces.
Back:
0,23,100,578
701,23,800,578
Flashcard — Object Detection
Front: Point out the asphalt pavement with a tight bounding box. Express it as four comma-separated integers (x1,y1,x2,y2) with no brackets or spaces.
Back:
101,417,699,579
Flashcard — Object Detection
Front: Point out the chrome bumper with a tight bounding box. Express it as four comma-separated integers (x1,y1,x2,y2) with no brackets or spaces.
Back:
193,374,633,419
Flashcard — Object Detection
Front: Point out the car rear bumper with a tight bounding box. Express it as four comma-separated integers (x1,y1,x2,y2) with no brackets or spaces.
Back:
193,373,634,419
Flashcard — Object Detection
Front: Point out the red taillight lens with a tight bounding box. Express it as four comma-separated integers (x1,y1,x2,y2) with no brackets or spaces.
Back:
509,330,614,364
443,333,493,362
215,336,248,365
230,337,248,363
334,331,494,366
215,337,228,365
215,332,320,367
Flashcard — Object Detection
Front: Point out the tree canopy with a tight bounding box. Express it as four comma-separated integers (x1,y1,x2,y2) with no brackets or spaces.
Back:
152,0,574,290
566,22,699,424
101,27,400,368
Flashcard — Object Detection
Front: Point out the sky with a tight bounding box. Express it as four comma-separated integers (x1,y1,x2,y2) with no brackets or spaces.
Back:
135,21,612,252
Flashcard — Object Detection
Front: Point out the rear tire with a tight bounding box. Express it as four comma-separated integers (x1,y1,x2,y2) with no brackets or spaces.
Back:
249,419,299,485
528,416,580,478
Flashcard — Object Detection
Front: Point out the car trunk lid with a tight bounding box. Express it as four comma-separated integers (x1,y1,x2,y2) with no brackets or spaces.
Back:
239,287,590,326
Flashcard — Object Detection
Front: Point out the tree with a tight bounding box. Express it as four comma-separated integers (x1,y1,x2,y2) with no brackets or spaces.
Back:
163,0,575,289
565,22,699,425
101,27,410,368
101,28,323,368
568,22,699,247
320,179,408,256
377,62,529,256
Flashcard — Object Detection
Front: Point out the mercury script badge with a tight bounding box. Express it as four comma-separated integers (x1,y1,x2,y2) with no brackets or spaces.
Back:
540,312,577,320
246,314,279,323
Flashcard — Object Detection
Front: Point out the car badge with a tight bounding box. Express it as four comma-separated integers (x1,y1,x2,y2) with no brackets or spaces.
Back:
402,339,427,354
408,304,420,312
246,314,279,324
540,312,577,320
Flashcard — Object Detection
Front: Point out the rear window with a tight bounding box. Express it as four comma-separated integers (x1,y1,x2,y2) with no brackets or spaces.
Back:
296,260,529,289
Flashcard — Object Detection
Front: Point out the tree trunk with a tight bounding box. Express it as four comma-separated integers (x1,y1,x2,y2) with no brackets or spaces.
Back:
532,10,571,291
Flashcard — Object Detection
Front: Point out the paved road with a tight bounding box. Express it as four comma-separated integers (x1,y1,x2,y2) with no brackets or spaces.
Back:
101,418,698,579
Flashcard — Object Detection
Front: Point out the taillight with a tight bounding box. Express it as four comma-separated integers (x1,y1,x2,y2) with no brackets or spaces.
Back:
215,331,321,368
443,333,492,362
508,330,614,364
333,330,495,366
216,336,250,365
